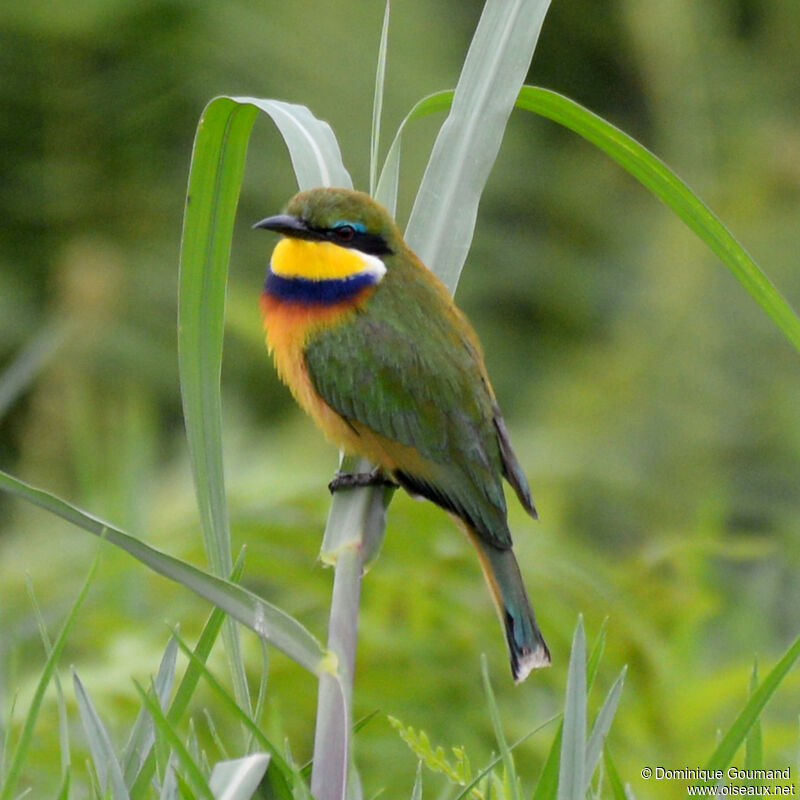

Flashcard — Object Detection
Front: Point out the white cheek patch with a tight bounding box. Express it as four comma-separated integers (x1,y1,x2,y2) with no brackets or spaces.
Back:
353,248,387,283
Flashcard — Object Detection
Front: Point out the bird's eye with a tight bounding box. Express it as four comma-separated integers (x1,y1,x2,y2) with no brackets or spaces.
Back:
333,224,356,242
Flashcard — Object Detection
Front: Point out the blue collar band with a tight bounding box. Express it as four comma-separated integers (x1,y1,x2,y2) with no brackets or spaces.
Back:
264,267,378,305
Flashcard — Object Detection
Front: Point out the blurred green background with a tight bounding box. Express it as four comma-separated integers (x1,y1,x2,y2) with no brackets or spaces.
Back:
1,0,799,795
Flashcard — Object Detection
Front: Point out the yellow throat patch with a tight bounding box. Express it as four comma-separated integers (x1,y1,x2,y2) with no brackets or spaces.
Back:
270,238,386,282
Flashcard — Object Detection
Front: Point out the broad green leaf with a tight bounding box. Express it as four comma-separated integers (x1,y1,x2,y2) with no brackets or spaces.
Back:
374,90,453,217
183,105,356,767
584,666,626,791
558,617,587,800
178,95,351,713
179,95,256,713
229,97,352,190
404,0,552,292
369,1,391,197
133,680,214,800
704,633,800,778
514,86,800,355
179,97,252,580
388,84,800,352
0,470,329,675
73,671,130,800
208,753,270,800
480,655,520,800
0,551,98,800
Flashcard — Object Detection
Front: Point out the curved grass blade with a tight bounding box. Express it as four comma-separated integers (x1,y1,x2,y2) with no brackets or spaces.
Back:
246,637,270,755
410,761,423,800
179,95,352,713
369,1,391,197
558,617,586,800
179,96,257,713
133,681,213,800
55,770,71,800
182,96,351,800
703,633,800,779
229,97,352,190
603,748,627,800
584,666,626,791
531,723,562,800
0,322,65,422
586,617,608,692
159,757,178,800
480,655,520,800
179,97,254,580
529,618,609,799
208,753,270,800
73,670,130,800
404,0,552,291
0,470,330,676
515,86,800,354
171,630,296,791
374,90,453,216
26,578,71,780
131,555,246,799
122,636,179,788
0,549,98,800
452,713,561,800
385,84,800,352
745,659,763,771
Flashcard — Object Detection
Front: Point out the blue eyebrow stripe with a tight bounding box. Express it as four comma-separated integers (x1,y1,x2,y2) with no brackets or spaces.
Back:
264,268,378,304
333,220,367,233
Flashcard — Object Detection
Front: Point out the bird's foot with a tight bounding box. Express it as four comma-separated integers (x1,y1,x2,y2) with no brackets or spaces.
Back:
328,468,398,494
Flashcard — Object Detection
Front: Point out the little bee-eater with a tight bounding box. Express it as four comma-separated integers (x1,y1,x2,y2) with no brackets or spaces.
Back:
255,187,550,681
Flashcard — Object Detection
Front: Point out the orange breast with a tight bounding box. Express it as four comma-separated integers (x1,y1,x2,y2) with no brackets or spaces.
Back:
260,292,368,456
260,291,436,477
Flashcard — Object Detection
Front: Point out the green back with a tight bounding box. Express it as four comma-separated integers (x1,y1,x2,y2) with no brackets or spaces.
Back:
304,253,527,548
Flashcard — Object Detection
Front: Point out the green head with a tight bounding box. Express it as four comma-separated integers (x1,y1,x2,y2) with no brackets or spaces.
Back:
254,187,402,258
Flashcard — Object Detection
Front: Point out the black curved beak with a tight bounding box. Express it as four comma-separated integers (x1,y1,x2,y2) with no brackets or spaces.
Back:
252,214,321,241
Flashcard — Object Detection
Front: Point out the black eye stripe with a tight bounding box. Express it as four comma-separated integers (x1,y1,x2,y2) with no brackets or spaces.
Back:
308,224,393,256
334,225,355,241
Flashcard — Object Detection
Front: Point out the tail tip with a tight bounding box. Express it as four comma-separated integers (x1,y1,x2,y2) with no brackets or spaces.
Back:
511,639,551,683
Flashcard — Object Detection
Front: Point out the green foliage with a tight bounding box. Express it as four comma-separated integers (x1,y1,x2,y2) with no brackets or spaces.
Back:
1,0,799,798
390,622,800,799
703,632,800,781
388,716,477,790
0,553,98,800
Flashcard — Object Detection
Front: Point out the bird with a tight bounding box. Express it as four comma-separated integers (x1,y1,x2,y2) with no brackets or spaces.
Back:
254,186,550,681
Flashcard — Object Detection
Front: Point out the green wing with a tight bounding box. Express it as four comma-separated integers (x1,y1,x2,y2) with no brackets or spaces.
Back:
304,276,533,548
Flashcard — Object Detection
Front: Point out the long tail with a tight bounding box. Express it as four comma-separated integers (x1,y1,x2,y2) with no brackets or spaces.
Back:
466,526,551,682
